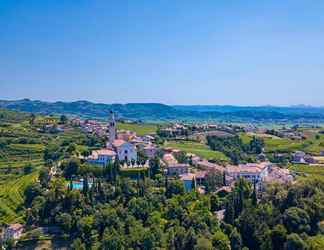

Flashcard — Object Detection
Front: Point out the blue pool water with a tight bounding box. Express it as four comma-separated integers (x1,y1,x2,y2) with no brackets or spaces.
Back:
68,182,93,190
72,182,83,189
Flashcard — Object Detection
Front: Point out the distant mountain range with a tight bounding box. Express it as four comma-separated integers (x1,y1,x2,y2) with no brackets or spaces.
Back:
1,99,324,123
174,105,324,114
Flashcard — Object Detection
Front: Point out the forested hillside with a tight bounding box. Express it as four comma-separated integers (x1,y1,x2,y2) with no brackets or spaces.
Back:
2,99,324,122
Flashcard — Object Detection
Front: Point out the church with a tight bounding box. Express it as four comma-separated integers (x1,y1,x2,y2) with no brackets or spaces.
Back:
106,111,137,163
86,111,137,165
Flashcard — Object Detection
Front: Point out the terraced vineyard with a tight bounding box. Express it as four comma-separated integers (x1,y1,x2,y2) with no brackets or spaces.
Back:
0,109,95,224
289,164,324,178
0,111,66,222
0,143,44,170
0,171,39,223
0,142,44,223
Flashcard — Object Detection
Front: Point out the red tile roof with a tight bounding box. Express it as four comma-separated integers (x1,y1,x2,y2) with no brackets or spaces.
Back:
112,139,127,147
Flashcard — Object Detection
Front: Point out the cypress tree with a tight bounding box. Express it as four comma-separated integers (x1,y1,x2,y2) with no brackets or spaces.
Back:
113,157,120,183
224,195,235,225
210,194,219,212
137,172,141,196
165,175,169,195
191,177,196,190
252,181,257,206
83,176,89,195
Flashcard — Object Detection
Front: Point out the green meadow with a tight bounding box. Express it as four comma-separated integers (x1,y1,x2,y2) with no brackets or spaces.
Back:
164,140,230,162
117,122,158,136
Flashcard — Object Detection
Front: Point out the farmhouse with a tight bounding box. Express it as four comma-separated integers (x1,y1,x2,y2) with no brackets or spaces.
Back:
291,151,317,164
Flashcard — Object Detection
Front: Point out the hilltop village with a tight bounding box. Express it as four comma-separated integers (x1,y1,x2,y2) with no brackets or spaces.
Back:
0,109,324,249
75,112,295,194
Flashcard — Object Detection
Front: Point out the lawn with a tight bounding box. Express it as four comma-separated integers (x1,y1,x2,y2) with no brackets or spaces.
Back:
117,122,157,136
263,137,306,153
164,140,230,162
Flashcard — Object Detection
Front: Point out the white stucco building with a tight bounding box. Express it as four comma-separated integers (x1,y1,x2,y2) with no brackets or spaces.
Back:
112,139,137,162
225,162,271,183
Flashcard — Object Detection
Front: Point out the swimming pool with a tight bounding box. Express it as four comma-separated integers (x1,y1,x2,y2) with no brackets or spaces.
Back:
67,181,93,190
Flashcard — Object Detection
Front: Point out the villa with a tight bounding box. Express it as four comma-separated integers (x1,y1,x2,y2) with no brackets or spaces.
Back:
196,160,225,173
225,162,271,183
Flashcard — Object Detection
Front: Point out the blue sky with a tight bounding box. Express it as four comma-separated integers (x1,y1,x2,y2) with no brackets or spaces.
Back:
0,0,323,105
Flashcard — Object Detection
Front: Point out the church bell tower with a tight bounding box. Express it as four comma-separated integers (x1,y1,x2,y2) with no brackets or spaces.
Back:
107,111,116,147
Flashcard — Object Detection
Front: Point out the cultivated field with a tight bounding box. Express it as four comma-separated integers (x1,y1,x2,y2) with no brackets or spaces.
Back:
289,164,324,178
240,128,324,154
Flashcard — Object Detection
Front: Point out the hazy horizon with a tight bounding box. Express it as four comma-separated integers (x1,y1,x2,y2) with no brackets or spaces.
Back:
1,1,323,105
2,98,324,108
